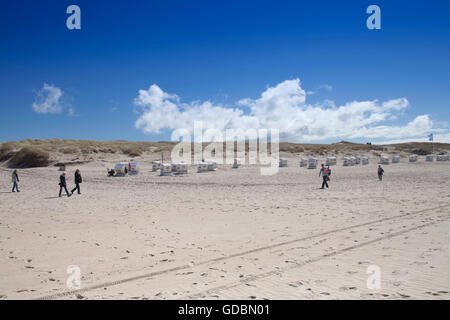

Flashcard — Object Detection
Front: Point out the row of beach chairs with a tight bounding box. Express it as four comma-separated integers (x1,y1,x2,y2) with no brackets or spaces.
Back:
152,161,189,176
152,159,222,176
296,156,368,169
113,154,449,177
380,154,450,164
281,154,450,168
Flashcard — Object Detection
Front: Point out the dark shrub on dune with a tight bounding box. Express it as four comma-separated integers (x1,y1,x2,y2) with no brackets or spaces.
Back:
0,150,15,162
9,147,50,168
0,143,17,162
121,146,143,157
411,148,428,156
59,147,79,154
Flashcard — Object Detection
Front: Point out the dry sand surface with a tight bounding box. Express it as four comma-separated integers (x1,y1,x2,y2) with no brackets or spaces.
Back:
0,155,449,300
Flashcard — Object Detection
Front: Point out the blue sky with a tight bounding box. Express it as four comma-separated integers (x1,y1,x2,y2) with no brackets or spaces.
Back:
1,0,449,143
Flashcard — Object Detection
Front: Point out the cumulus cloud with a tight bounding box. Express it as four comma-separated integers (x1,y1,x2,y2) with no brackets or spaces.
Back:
32,83,64,114
319,84,333,91
376,132,450,144
133,79,445,142
307,83,333,95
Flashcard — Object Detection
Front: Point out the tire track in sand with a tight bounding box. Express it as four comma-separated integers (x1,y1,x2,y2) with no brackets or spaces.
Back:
35,204,448,300
183,213,450,299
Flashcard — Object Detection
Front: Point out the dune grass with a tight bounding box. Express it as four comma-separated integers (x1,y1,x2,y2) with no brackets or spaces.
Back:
8,147,50,168
0,139,449,168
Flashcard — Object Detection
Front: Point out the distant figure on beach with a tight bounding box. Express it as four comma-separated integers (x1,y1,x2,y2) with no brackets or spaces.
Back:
327,165,332,177
378,165,384,181
319,164,329,189
11,170,20,192
107,168,115,177
59,172,71,197
70,169,82,195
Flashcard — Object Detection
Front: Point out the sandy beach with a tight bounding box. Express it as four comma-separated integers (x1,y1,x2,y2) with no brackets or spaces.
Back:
0,153,449,300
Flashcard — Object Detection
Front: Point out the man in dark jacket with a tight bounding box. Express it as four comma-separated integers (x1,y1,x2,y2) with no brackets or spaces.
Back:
59,172,71,197
378,165,384,181
12,170,20,192
71,169,82,195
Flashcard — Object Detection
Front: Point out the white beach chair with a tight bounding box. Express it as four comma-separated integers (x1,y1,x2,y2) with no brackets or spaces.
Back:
171,162,179,172
232,158,241,168
343,157,351,166
308,158,317,169
198,162,209,173
279,158,288,167
207,160,218,171
299,158,308,167
129,162,139,174
380,156,389,165
171,162,187,175
152,161,161,172
326,157,337,166
114,162,129,176
160,163,172,176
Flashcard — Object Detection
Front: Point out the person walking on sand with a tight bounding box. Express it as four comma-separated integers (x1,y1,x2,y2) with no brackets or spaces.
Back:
319,164,329,189
70,169,82,195
59,172,71,197
378,165,384,181
11,170,20,192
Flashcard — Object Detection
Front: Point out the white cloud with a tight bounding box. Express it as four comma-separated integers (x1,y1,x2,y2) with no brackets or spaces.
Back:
133,79,447,142
32,83,63,114
67,107,77,117
307,83,333,95
376,133,450,144
318,84,333,91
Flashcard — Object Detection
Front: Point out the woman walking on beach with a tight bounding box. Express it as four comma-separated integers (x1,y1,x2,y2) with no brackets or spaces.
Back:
378,165,384,181
11,170,20,192
59,172,71,197
70,169,82,195
319,164,329,189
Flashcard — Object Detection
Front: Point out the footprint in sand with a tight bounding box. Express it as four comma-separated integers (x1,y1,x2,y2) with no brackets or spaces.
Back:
339,286,357,291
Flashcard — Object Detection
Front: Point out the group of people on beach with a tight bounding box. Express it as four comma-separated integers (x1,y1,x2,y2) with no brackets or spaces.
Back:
10,164,385,194
10,169,83,197
58,170,83,197
317,163,385,189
